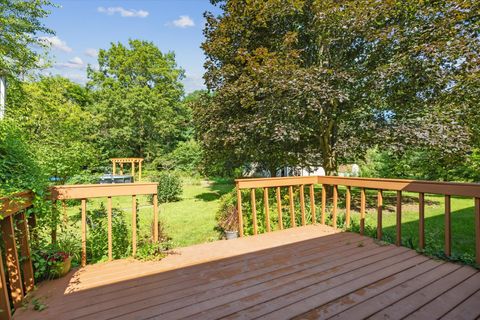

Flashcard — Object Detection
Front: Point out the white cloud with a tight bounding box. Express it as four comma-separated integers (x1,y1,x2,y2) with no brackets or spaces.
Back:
56,56,85,69
39,36,72,52
85,48,98,58
182,73,205,93
171,15,195,28
97,6,149,18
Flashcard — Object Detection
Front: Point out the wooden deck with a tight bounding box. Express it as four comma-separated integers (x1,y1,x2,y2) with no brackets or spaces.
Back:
15,225,480,320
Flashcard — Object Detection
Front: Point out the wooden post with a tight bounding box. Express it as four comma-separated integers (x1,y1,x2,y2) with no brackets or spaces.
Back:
81,199,87,267
153,194,159,242
132,195,137,257
332,185,338,228
107,197,113,261
251,189,258,235
289,186,295,227
396,191,402,246
236,183,244,237
264,188,270,232
419,193,425,250
360,188,366,235
445,195,451,257
120,163,124,175
377,190,383,240
300,185,306,226
112,161,116,175
139,161,142,181
346,187,351,228
15,211,34,293
321,185,326,225
0,246,12,320
475,197,480,266
131,162,135,181
310,184,316,224
1,216,24,308
276,187,282,230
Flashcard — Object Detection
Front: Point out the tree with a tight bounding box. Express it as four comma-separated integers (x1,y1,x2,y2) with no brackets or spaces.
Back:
87,40,188,160
7,76,97,183
0,0,54,78
198,0,479,176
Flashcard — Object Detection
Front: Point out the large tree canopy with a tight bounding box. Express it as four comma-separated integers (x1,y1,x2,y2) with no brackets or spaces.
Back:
7,76,97,182
197,0,479,175
88,39,189,160
0,0,53,78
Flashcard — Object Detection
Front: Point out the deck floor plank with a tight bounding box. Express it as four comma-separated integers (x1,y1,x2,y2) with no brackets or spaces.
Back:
13,225,480,320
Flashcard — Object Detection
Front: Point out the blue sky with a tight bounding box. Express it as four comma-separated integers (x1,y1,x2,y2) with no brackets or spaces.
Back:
40,0,222,93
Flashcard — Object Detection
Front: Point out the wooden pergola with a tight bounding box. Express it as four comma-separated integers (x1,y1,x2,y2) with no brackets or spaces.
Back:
111,158,144,182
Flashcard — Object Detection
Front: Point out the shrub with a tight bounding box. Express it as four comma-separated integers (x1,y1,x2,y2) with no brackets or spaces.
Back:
0,120,45,196
169,139,203,173
149,171,182,203
215,190,239,231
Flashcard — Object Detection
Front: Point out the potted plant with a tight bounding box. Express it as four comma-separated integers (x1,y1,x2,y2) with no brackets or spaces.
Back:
44,250,72,279
221,206,240,240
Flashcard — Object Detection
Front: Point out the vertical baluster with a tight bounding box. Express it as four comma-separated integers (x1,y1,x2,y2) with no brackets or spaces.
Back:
445,195,451,257
289,186,295,227
310,184,316,224
153,194,159,242
0,246,11,319
377,190,383,240
321,185,326,225
264,188,270,232
16,211,34,293
360,188,366,235
132,195,137,257
396,191,402,246
333,185,338,228
300,185,306,226
419,193,425,250
1,216,24,308
251,189,258,235
236,183,244,237
276,187,283,230
107,196,113,261
138,160,142,181
346,187,351,228
475,197,480,265
81,199,87,267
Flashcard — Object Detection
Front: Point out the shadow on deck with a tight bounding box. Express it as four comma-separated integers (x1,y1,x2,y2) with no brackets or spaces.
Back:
15,225,480,320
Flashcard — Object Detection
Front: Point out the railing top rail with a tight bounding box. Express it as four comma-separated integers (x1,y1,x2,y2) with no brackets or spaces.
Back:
0,190,34,218
51,182,158,200
236,176,318,189
318,176,480,198
235,176,480,198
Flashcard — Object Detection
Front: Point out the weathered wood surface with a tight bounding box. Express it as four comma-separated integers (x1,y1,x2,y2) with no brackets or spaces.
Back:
14,226,480,320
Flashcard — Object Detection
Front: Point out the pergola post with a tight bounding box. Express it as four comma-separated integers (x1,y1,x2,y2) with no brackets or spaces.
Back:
112,162,116,175
131,161,135,181
139,161,142,181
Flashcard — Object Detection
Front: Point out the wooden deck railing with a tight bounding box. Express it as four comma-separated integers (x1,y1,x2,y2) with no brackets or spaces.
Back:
50,182,159,266
0,183,158,319
235,176,480,265
0,191,35,319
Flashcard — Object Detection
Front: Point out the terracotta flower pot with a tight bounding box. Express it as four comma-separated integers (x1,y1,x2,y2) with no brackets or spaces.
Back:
50,256,72,279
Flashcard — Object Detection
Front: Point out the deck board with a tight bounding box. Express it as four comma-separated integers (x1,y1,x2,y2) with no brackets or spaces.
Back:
14,225,480,320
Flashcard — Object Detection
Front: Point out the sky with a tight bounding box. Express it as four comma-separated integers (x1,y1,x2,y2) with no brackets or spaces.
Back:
40,0,222,93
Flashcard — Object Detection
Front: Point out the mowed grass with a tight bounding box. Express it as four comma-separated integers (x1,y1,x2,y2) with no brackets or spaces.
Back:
64,180,234,248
